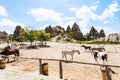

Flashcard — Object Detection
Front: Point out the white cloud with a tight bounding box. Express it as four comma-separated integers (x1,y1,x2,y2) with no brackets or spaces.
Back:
93,0,99,5
27,7,63,24
0,18,23,34
69,1,120,34
98,1,120,21
0,19,21,27
79,19,91,34
0,5,8,17
70,5,98,34
28,7,76,30
103,20,110,24
91,0,99,10
95,26,116,35
76,5,97,20
28,1,119,35
69,7,78,12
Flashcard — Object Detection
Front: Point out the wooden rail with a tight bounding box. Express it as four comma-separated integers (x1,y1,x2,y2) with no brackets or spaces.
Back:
19,57,120,68
7,56,120,80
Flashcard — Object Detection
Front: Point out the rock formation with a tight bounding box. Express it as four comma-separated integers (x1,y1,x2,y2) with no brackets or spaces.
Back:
45,25,65,37
12,25,24,42
106,33,120,42
99,29,106,37
89,26,100,39
66,25,71,33
71,22,83,40
0,31,8,41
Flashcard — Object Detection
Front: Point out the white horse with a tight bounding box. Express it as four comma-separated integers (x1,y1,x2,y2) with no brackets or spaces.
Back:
62,50,80,61
93,51,108,64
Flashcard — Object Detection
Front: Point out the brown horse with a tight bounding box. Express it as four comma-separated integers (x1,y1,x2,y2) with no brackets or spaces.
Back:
91,47,105,52
0,46,20,62
81,45,91,52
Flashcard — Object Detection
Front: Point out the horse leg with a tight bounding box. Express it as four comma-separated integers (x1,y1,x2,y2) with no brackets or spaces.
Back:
71,55,73,61
14,56,16,61
6,56,9,62
94,57,99,64
14,53,18,61
2,56,9,62
65,55,67,60
62,52,64,59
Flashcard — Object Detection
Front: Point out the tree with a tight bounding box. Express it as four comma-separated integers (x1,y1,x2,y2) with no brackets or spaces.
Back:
37,30,50,41
34,30,50,46
21,26,36,46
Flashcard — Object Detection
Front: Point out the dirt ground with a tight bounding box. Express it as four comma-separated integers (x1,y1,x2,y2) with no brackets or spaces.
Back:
1,42,120,80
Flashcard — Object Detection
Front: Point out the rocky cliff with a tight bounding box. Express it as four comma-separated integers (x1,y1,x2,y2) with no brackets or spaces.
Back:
106,33,120,42
0,31,8,41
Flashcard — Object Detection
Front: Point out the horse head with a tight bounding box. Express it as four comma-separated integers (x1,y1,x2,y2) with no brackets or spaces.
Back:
81,45,84,47
73,50,80,55
76,50,80,55
4,46,11,52
103,47,105,51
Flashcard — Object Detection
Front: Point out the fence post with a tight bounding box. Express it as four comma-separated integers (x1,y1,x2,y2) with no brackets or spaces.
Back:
101,65,112,80
59,60,63,79
39,59,42,74
101,66,107,80
42,63,48,76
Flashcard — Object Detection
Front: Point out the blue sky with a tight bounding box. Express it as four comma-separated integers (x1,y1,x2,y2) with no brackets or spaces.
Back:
0,0,120,35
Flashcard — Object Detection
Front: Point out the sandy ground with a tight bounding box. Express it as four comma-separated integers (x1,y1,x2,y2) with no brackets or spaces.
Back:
0,42,120,80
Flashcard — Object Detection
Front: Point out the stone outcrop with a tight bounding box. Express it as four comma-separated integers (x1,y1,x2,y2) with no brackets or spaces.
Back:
66,25,71,33
0,31,8,41
89,26,100,39
106,33,120,42
71,22,83,40
12,25,24,42
45,25,65,37
99,29,106,37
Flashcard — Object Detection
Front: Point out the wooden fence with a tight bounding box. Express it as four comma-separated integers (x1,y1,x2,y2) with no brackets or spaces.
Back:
8,57,120,80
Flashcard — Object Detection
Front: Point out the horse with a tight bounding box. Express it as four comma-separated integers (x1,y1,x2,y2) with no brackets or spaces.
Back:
91,47,105,52
0,46,20,62
62,50,80,61
81,45,91,52
93,51,108,64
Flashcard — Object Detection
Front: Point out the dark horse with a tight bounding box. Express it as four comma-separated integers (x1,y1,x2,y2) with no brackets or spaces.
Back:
81,45,91,52
0,46,20,62
91,47,105,52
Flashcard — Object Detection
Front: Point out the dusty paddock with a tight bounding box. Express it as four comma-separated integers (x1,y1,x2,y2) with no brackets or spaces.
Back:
0,42,120,80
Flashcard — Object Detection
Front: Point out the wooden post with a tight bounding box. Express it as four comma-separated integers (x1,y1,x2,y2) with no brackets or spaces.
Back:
101,66,112,80
0,57,6,69
101,66,107,80
39,59,42,74
59,60,63,79
42,63,48,76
